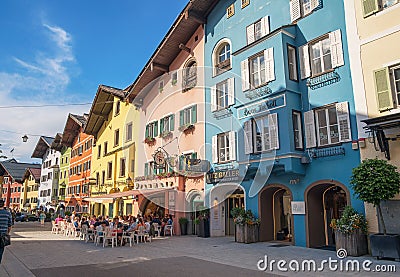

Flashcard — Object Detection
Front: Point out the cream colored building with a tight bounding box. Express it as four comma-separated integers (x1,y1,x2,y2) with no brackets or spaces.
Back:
21,167,41,213
346,0,400,233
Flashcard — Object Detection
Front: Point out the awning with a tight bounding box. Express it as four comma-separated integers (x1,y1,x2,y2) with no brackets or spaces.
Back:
362,113,400,131
84,188,174,203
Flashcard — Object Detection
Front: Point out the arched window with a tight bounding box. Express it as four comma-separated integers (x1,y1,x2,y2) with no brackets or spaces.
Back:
213,39,232,76
182,58,197,92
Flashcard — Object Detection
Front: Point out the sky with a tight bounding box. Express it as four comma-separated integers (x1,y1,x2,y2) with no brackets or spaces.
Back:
0,0,187,163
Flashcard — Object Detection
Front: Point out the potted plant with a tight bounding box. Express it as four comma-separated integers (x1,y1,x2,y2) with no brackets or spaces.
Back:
144,136,156,145
179,217,188,235
330,206,368,256
350,158,400,260
196,205,210,238
179,124,195,135
231,207,260,243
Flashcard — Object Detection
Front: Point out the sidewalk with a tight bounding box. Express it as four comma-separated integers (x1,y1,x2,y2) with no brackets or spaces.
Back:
3,222,400,276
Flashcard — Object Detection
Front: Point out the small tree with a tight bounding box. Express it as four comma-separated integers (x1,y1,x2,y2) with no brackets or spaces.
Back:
350,158,400,235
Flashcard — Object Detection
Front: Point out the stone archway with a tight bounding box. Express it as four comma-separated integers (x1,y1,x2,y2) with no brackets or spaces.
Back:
305,181,350,248
259,184,293,243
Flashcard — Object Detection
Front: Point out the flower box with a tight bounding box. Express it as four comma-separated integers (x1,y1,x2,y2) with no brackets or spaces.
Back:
235,224,259,244
335,229,368,257
144,137,156,145
179,124,195,134
160,131,173,139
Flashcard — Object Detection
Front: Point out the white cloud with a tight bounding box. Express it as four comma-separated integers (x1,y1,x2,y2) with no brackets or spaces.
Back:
0,23,89,163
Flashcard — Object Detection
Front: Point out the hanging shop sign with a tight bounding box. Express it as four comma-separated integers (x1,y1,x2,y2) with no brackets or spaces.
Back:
237,94,286,119
186,159,211,173
153,150,166,169
206,169,241,184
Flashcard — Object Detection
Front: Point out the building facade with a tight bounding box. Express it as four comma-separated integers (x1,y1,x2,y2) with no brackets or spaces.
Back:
204,0,364,248
21,167,41,212
346,0,400,234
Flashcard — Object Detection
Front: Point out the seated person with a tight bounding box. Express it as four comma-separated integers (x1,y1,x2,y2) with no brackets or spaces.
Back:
167,215,173,225
113,217,124,243
126,217,137,233
55,215,63,224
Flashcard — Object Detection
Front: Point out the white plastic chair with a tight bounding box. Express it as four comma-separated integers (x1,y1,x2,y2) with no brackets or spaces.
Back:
94,226,105,246
153,223,161,237
121,231,135,247
51,222,61,234
103,229,117,248
164,224,173,236
134,226,151,244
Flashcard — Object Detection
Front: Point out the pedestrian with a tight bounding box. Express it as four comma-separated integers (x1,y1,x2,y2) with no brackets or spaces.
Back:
39,211,46,226
0,199,12,263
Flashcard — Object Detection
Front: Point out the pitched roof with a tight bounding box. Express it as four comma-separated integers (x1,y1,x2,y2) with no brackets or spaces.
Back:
0,160,41,182
84,85,126,138
61,113,89,147
31,136,55,159
22,167,41,182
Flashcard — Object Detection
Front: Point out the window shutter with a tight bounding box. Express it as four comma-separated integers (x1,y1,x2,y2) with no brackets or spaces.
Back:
229,131,237,161
268,113,279,150
311,0,320,11
246,24,255,45
144,163,148,176
154,121,158,137
191,105,197,124
170,114,175,131
227,78,235,106
145,125,149,138
179,110,184,126
212,135,218,163
329,29,344,68
211,86,217,111
299,44,311,79
304,110,317,148
260,16,270,37
362,0,379,18
290,0,301,22
160,118,164,134
244,120,253,154
241,59,250,91
264,47,275,82
374,68,394,111
336,102,352,142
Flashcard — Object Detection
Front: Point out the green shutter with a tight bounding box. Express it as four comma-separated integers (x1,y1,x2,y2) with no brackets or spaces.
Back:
170,114,175,131
144,163,148,176
191,105,197,124
154,121,159,137
191,152,197,160
160,118,164,135
374,68,394,112
179,110,184,127
145,125,149,138
179,155,184,171
362,0,379,18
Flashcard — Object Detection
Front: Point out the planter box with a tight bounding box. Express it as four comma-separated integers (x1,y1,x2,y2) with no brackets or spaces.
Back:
335,230,368,257
370,234,400,261
235,224,259,244
198,219,210,238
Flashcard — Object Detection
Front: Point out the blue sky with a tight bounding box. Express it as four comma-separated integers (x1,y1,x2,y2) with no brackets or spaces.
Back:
0,0,187,162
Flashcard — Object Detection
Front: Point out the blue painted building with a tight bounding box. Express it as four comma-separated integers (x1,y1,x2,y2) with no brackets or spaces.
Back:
203,0,364,248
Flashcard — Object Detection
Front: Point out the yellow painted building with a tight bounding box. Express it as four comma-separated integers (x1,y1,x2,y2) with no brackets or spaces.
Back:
346,0,400,233
84,85,140,217
21,167,41,213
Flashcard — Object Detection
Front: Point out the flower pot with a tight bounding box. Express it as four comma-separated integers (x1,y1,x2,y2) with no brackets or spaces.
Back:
334,229,368,257
198,219,210,238
180,222,188,235
235,224,259,244
370,234,400,261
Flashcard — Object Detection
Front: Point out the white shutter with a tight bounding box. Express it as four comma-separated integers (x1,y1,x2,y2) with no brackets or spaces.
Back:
311,0,320,11
336,102,352,142
229,131,237,161
304,110,317,148
268,113,279,150
290,0,301,22
246,24,255,45
241,59,250,91
330,29,344,68
260,16,270,37
211,85,217,112
244,120,253,154
264,47,275,82
299,44,311,79
212,135,218,163
227,78,235,106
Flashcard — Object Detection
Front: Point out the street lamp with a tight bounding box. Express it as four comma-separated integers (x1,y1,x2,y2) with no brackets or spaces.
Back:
22,135,28,143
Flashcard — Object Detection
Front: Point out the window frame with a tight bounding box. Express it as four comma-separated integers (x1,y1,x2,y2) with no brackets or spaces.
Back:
107,162,112,180
217,132,231,163
145,121,158,138
292,110,304,150
249,51,267,88
390,65,400,107
182,59,197,92
114,100,121,116
216,80,230,110
119,158,126,177
308,35,332,77
126,122,133,142
114,129,120,147
287,44,298,81
314,105,340,147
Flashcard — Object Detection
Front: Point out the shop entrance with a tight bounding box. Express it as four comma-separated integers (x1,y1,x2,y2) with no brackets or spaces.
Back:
141,194,166,218
259,186,293,243
225,189,245,236
306,184,348,248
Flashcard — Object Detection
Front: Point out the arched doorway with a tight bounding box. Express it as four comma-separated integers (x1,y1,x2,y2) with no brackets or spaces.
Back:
306,182,349,248
186,190,204,235
139,193,166,218
259,185,293,243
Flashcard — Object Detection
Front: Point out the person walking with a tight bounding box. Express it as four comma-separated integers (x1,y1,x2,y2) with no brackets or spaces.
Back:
39,211,46,226
0,200,12,263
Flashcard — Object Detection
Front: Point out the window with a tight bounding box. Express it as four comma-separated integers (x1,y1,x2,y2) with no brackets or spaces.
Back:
182,59,197,91
114,129,120,146
290,0,320,22
211,79,235,111
241,48,274,91
212,131,236,163
304,102,351,148
362,0,399,17
373,65,400,111
160,115,175,135
96,172,100,186
97,145,101,159
214,42,231,75
299,30,344,79
227,3,235,18
120,158,126,177
292,111,303,150
125,122,133,142
159,80,164,92
171,72,178,86
144,162,155,177
107,162,112,179
179,105,197,127
145,121,158,138
104,142,108,156
246,16,270,45
131,159,135,174
241,0,250,8
115,100,121,116
287,45,298,81
179,152,197,171
244,114,279,154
